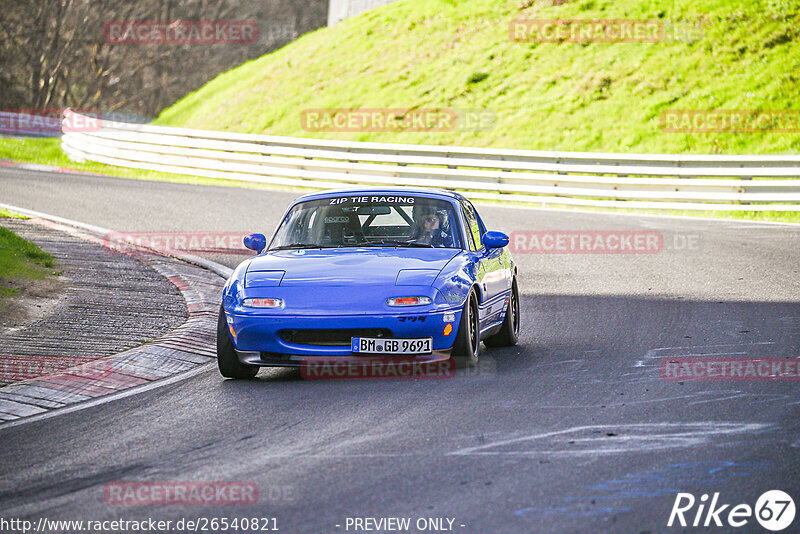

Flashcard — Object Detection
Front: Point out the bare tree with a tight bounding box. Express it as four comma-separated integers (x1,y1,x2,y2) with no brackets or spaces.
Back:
0,0,327,118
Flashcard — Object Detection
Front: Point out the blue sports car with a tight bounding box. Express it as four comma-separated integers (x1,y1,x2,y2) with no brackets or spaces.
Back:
217,187,520,378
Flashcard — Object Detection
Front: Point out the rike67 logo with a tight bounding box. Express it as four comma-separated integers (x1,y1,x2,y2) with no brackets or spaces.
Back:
668,490,795,531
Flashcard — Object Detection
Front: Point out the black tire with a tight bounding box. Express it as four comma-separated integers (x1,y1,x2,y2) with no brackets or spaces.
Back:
217,306,259,379
484,277,520,348
452,289,480,369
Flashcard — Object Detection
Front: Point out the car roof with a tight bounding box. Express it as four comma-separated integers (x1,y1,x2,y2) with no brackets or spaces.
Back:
293,187,467,204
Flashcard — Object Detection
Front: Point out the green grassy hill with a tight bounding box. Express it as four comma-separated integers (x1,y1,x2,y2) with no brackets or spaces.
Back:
155,0,800,154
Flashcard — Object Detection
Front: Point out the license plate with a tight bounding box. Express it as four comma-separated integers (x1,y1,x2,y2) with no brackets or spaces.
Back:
351,337,432,355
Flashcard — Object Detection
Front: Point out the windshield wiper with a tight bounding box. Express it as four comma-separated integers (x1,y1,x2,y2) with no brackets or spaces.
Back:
370,239,434,248
269,243,334,251
269,242,373,251
270,240,433,250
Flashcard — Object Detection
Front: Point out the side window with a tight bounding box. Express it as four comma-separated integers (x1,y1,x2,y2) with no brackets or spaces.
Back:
463,219,476,251
461,201,483,251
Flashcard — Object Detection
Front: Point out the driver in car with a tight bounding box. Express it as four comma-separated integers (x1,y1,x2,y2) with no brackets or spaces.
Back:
412,205,452,247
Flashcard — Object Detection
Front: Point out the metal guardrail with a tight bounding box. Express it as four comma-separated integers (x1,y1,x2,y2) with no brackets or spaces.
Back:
61,110,800,211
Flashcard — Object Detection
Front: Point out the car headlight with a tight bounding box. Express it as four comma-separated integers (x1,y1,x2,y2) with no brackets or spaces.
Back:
386,296,432,307
242,297,284,308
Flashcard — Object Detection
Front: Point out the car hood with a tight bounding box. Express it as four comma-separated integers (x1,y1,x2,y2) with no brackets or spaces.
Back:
245,248,459,287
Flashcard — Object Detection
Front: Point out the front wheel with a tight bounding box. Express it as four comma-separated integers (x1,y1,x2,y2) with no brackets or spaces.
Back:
452,290,480,369
217,306,259,379
484,277,520,348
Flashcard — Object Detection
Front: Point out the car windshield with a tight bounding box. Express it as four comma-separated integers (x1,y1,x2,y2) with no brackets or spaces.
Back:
269,195,462,250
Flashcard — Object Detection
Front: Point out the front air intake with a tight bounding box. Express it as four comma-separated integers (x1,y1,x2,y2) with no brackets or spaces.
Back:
278,328,392,346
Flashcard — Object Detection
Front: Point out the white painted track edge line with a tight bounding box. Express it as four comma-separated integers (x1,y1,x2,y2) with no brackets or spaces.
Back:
0,203,230,429
0,362,215,431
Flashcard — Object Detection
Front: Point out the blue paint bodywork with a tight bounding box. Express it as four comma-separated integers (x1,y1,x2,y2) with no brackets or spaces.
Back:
221,188,516,365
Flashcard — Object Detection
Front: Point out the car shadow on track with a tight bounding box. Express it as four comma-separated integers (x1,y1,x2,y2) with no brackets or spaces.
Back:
214,293,800,390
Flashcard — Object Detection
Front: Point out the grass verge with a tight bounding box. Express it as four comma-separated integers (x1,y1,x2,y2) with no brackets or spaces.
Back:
0,213,58,300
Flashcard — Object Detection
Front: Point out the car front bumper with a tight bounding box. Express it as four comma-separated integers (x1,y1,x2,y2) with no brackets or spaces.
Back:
225,308,462,364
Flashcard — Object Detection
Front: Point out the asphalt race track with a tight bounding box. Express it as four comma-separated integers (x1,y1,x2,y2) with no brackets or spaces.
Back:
1,166,799,533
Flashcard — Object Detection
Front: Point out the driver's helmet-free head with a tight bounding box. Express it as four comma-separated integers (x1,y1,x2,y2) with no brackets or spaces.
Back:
412,203,447,231
415,205,437,225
